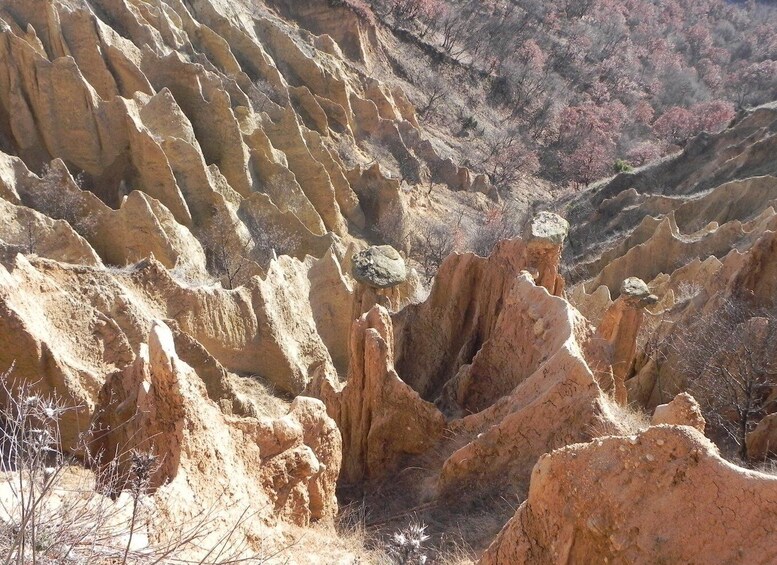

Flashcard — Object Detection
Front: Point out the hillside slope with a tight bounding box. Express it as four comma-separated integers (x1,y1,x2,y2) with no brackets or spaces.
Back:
559,102,777,459
1,0,777,563
364,0,777,186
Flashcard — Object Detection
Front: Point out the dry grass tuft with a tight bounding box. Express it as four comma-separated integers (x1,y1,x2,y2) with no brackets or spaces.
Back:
753,459,777,477
228,373,291,419
269,506,388,564
592,396,652,438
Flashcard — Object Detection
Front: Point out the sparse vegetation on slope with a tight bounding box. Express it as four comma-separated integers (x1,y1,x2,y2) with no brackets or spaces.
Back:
365,0,777,186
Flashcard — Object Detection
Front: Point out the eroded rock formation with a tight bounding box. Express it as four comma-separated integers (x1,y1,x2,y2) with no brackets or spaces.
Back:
747,412,777,461
591,277,657,404
0,0,490,284
435,273,613,494
312,306,444,484
524,211,569,296
351,245,407,288
393,227,568,405
481,426,777,564
88,320,341,558
561,105,777,474
351,244,409,314
0,0,776,561
652,392,706,432
322,222,632,533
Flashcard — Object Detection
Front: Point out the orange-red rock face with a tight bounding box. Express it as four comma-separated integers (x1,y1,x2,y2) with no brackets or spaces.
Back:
89,320,341,556
481,426,777,565
312,306,445,484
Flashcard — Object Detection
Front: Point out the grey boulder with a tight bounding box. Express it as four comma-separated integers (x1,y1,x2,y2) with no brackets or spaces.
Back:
351,245,407,288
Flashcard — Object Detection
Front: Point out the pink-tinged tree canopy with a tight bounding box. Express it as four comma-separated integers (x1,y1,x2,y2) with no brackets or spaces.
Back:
367,0,777,186
691,100,735,134
729,60,777,108
653,100,735,145
652,107,696,145
517,39,547,73
559,140,616,186
626,141,663,167
633,101,655,126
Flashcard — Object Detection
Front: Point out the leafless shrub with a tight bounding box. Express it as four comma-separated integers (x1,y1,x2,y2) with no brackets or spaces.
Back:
0,370,156,564
674,281,703,303
14,209,40,256
201,211,255,290
418,77,448,120
0,366,274,563
32,164,96,239
477,132,539,196
374,201,408,252
201,196,309,287
387,521,429,565
467,202,522,257
245,77,286,114
242,212,302,267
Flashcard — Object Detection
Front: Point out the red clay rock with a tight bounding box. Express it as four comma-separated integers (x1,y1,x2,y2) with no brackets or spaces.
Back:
393,235,567,404
481,426,777,564
652,392,706,432
313,306,445,484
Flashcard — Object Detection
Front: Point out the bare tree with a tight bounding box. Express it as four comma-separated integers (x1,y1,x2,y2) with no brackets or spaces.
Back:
478,132,539,195
18,210,39,255
418,77,447,120
440,14,468,57
668,297,777,462
202,211,255,290
412,217,461,284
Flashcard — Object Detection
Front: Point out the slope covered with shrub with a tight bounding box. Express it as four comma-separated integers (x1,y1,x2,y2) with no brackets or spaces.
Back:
364,0,777,187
